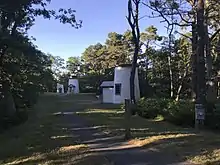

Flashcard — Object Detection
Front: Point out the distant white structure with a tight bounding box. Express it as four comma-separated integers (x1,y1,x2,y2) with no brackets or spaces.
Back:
67,78,79,94
57,83,64,93
100,64,140,104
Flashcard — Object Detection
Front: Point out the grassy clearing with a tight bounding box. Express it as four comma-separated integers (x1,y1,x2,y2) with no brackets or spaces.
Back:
77,106,220,165
0,94,111,165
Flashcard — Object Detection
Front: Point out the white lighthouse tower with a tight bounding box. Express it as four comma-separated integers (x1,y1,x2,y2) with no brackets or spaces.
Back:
113,64,140,104
67,76,80,94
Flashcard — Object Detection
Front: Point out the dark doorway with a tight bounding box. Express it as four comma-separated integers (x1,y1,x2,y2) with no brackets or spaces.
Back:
59,87,62,93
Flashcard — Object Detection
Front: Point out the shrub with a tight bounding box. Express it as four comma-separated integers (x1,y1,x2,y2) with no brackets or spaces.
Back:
137,98,195,127
164,100,194,126
205,103,220,129
136,97,220,130
137,98,169,119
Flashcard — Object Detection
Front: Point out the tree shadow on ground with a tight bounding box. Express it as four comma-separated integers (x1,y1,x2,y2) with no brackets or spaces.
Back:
77,105,220,164
1,94,220,165
79,133,220,165
0,95,87,164
0,94,122,165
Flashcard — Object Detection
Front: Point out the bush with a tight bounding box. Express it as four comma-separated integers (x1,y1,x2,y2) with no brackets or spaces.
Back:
0,92,29,132
0,109,28,131
205,103,220,129
137,98,195,127
164,100,194,126
137,98,169,119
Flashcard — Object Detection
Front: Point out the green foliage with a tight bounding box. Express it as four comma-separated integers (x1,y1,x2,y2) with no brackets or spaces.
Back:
66,56,82,76
164,100,194,126
137,98,194,126
81,31,133,71
137,98,169,118
80,31,133,92
0,0,81,129
49,54,65,80
137,98,220,129
205,103,220,129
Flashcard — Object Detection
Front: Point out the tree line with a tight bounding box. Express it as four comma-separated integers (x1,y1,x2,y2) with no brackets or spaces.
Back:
0,0,81,129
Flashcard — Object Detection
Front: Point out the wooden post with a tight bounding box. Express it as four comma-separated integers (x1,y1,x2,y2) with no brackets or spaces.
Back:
124,99,131,140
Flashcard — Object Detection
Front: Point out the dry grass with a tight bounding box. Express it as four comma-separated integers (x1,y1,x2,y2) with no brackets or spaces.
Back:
5,153,47,165
189,149,220,165
128,133,195,146
58,144,88,153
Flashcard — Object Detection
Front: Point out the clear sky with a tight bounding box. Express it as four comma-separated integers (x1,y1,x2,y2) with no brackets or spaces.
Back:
28,0,167,61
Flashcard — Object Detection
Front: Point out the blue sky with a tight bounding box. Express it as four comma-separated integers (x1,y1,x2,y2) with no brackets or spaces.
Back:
29,0,167,61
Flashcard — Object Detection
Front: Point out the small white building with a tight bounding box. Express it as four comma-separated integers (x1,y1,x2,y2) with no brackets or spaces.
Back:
100,81,114,103
67,78,80,94
100,64,140,104
57,83,64,93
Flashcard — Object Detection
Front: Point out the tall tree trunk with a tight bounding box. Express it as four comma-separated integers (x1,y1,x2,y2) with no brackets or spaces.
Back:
130,45,139,104
191,20,198,101
168,55,174,98
127,0,140,104
175,64,189,101
196,0,206,105
204,16,217,113
204,21,212,78
168,27,174,98
144,57,151,97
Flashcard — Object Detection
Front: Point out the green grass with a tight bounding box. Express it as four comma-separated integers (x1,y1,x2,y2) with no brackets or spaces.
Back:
76,106,220,165
0,94,111,165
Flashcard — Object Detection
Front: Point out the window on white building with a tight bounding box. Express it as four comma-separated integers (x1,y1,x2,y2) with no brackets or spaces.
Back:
115,83,121,95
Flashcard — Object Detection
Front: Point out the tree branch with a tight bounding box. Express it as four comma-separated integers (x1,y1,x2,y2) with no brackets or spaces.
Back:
142,1,191,29
175,31,192,41
210,29,220,41
175,8,193,24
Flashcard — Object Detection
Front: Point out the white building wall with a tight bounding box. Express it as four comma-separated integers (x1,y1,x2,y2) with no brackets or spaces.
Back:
68,79,80,94
113,66,140,104
102,88,114,103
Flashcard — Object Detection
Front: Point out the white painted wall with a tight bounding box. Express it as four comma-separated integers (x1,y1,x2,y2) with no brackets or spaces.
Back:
57,83,64,93
102,88,114,103
113,66,140,104
68,79,79,94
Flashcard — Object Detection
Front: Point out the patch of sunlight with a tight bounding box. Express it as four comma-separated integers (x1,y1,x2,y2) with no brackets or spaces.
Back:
70,126,107,131
53,112,74,115
189,149,220,165
58,144,88,153
131,128,150,131
50,135,77,139
5,153,46,165
76,109,123,114
153,115,164,121
128,133,195,147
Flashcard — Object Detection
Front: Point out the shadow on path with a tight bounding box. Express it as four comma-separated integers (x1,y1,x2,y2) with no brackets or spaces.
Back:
57,97,196,165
